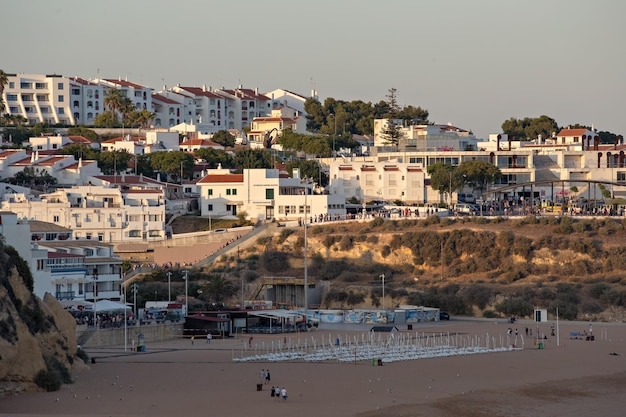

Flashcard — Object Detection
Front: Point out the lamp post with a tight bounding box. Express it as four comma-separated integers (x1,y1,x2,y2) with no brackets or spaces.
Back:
166,271,172,302
304,186,308,322
183,270,189,316
380,274,385,310
92,268,98,328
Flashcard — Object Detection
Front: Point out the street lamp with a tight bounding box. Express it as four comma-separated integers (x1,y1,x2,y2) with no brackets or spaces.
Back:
92,268,98,328
166,271,172,302
182,270,189,316
379,274,385,311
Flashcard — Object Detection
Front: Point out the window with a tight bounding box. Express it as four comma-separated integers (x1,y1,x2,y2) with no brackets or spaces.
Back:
72,88,80,95
232,189,237,195
58,95,64,102
6,94,17,101
58,83,64,90
58,107,65,114
8,82,14,88
86,233,92,240
208,189,213,196
208,204,213,211
20,82,32,89
265,188,274,199
129,230,141,237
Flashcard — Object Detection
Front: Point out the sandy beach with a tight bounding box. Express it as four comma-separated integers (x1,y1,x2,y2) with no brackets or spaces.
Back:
2,318,625,417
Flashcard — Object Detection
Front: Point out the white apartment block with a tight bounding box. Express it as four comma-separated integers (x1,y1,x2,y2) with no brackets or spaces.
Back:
0,183,166,244
197,167,346,222
152,93,185,128
2,73,77,125
0,212,123,303
264,88,309,115
373,120,479,151
96,78,153,113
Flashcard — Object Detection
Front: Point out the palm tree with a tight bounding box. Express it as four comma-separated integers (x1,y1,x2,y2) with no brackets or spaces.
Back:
0,69,8,97
203,275,236,303
0,70,9,115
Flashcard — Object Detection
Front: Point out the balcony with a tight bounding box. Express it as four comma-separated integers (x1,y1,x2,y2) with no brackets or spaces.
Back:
55,291,76,300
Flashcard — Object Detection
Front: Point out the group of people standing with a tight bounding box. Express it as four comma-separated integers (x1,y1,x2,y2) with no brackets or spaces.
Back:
261,368,287,401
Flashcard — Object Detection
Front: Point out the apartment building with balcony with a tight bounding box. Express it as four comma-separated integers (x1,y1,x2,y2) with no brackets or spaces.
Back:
96,78,153,113
0,183,166,244
1,73,76,125
0,212,123,302
152,93,185,128
197,167,345,222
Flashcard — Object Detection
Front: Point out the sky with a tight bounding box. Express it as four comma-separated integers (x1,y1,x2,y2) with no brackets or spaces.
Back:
2,0,625,139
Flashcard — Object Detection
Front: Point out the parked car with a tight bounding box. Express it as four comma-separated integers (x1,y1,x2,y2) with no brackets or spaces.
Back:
439,311,450,320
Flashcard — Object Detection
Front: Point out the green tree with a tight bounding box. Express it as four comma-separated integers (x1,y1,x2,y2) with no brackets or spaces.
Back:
125,109,155,129
456,160,501,197
0,70,8,113
286,159,327,186
501,115,559,141
132,154,155,176
233,149,272,171
202,274,236,303
150,151,194,182
380,88,404,148
66,126,99,142
57,143,99,160
427,163,465,202
98,150,132,175
94,111,118,128
195,147,234,169
211,130,236,147
10,167,57,188
103,89,124,120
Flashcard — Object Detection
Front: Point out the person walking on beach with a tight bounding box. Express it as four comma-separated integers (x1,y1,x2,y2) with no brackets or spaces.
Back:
191,335,195,345
206,332,212,343
281,387,287,401
265,369,271,384
260,369,266,383
270,386,275,398
274,386,281,399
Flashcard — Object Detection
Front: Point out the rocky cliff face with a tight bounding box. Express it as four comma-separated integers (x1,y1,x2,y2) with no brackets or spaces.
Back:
0,254,87,396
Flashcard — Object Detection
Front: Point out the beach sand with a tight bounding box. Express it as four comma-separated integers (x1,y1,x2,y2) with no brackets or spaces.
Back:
2,319,625,417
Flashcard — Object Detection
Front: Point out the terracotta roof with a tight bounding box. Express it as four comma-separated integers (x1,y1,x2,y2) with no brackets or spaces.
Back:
222,88,270,101
177,86,223,99
407,167,423,172
70,77,98,86
557,128,594,137
35,156,68,167
68,135,92,144
92,174,170,187
339,166,353,171
102,136,144,143
180,139,221,147
152,94,180,105
197,174,244,184
103,79,148,89
11,157,34,166
63,160,96,170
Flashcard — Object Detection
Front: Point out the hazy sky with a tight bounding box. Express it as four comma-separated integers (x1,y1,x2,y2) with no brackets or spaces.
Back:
3,0,625,138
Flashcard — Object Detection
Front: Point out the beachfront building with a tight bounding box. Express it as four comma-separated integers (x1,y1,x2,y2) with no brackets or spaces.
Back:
322,129,626,205
0,212,123,302
197,166,346,222
0,183,166,244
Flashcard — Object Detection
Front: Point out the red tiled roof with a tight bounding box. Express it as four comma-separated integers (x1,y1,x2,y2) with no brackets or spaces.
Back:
177,86,223,99
63,160,96,170
36,156,68,167
180,139,221,147
383,166,400,171
68,135,92,144
152,94,180,105
48,252,83,259
70,77,98,86
360,166,377,172
11,157,34,166
339,166,353,171
557,128,593,137
197,174,244,184
103,79,147,89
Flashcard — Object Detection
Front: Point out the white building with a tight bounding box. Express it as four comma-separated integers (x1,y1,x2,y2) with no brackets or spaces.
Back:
27,134,98,151
373,120,479,151
151,93,185,128
2,73,76,125
0,212,123,302
197,167,346,222
96,78,153,113
0,183,166,244
100,130,178,154
247,105,308,147
264,88,309,116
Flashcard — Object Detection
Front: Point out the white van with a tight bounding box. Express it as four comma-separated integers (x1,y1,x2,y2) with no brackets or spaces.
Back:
454,203,479,214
